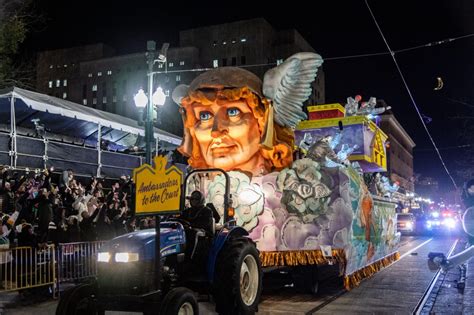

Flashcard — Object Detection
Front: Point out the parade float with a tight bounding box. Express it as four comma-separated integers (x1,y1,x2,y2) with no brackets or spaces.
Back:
173,52,401,290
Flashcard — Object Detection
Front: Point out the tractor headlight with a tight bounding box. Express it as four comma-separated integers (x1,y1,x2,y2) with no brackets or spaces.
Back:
98,252,111,263
115,252,139,263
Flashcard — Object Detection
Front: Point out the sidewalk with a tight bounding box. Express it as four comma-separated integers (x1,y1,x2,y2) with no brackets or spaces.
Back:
315,237,457,314
463,253,474,313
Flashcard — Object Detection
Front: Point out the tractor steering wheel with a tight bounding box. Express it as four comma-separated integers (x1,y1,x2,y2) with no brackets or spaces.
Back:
167,217,192,230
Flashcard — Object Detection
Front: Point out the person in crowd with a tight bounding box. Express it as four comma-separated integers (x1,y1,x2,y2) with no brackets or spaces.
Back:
59,169,73,191
47,221,58,245
17,223,37,248
1,169,15,214
37,188,53,244
79,202,99,242
67,216,81,242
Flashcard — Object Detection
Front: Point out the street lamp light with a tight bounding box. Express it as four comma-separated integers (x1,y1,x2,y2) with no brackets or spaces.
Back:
133,41,168,165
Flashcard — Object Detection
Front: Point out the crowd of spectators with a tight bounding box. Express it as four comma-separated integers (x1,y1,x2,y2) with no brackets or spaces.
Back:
0,166,139,249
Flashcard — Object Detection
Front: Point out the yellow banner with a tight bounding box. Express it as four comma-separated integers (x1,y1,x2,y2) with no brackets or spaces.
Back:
133,156,183,215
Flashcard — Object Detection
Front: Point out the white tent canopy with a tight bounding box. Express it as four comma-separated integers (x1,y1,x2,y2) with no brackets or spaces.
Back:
0,86,182,146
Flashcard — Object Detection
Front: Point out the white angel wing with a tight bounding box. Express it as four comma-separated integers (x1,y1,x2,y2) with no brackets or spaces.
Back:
263,52,323,128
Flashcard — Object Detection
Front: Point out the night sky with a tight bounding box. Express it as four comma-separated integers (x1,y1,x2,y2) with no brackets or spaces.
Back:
24,0,474,191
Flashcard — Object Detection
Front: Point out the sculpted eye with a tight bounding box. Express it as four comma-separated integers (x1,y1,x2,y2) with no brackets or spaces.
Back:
227,107,240,117
199,111,212,121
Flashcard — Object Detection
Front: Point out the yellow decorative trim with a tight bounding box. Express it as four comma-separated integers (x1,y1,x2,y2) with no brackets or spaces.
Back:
259,249,347,269
343,251,400,290
307,103,345,113
348,154,372,162
297,116,366,130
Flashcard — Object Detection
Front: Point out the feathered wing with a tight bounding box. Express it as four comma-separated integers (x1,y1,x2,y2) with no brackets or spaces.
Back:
263,52,323,128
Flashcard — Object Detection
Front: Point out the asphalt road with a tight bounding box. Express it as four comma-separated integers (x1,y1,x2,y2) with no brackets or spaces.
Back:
2,235,466,315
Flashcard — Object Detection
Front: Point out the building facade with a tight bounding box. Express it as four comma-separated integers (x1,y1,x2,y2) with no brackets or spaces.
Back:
35,18,325,137
379,105,416,193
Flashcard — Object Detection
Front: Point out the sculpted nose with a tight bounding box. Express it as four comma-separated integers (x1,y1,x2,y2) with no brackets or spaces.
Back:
211,112,228,138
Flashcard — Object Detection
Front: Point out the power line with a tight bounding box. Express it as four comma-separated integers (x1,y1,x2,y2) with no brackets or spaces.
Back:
365,0,459,190
151,31,474,75
416,144,472,152
446,97,474,108
324,51,390,61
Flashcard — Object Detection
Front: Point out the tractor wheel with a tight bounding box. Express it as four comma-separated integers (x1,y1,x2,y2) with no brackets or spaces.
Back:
56,283,100,315
213,237,262,315
160,287,199,315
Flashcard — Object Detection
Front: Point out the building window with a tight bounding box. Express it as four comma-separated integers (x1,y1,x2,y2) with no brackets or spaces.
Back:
103,96,107,103
88,73,93,78
62,92,67,99
176,75,181,82
48,81,53,88
92,84,98,91
241,38,247,42
241,56,246,65
63,79,67,87
113,96,117,103
123,95,127,101
165,90,170,96
231,57,236,66
97,72,102,76
169,62,174,68
93,98,97,105
49,65,53,69
83,99,87,105
63,64,67,68
213,59,218,68
222,41,227,45
56,80,60,87
222,58,227,66
277,59,283,65
179,61,185,66
107,70,112,75
158,63,163,69
231,39,236,44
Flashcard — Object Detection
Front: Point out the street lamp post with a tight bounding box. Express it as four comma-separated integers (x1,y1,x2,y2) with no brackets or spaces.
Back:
133,40,167,294
134,40,167,165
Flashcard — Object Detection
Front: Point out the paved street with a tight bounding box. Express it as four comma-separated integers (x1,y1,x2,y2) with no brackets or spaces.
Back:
2,235,471,315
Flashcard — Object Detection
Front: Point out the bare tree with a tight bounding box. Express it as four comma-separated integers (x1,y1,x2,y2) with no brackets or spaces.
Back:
0,0,41,89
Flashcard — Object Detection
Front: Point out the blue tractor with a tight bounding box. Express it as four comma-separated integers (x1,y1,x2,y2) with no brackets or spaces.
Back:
56,169,263,315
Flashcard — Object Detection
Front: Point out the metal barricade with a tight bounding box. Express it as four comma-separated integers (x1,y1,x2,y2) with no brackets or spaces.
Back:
0,246,56,295
57,241,104,285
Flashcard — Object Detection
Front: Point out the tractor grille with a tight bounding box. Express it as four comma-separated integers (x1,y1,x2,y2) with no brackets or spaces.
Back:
97,261,155,295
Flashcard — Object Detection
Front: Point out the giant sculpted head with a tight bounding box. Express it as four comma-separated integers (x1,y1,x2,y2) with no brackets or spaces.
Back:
173,53,323,176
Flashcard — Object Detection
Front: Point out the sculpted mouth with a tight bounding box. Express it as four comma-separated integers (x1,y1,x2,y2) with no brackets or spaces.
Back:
211,145,237,156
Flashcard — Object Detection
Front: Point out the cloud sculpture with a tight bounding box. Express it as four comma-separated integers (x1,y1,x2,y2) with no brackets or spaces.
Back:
207,171,264,231
276,158,331,216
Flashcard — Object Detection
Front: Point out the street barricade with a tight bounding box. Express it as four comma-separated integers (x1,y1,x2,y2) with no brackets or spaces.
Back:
0,246,56,294
56,241,104,287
